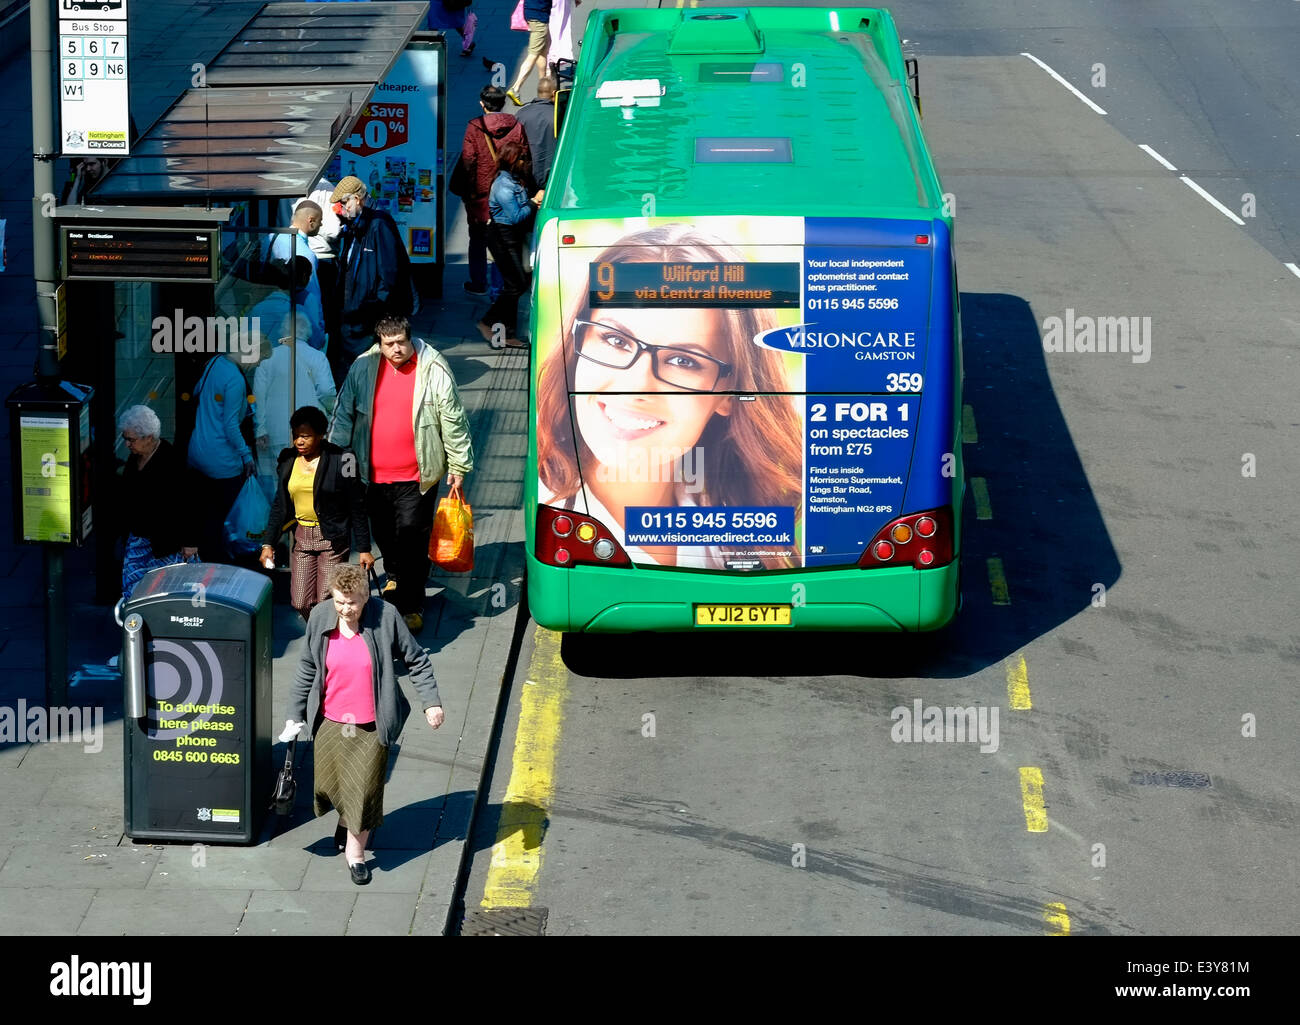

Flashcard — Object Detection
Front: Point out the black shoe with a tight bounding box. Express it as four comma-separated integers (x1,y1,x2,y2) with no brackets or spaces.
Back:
463,281,489,297
334,825,346,852
348,860,371,885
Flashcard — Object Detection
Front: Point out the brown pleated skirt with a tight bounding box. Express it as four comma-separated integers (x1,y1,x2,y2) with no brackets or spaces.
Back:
312,718,388,831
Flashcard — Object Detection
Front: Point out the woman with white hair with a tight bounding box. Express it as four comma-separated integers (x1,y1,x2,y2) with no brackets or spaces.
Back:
117,405,199,607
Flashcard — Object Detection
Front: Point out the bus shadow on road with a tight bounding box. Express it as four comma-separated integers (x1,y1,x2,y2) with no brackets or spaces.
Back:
560,292,1121,681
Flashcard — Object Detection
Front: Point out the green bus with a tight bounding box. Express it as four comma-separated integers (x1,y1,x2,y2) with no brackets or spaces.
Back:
525,6,962,632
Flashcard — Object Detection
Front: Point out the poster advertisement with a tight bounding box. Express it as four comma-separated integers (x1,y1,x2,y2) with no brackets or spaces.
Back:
19,415,73,543
133,638,247,833
330,43,441,262
58,2,130,156
534,216,935,570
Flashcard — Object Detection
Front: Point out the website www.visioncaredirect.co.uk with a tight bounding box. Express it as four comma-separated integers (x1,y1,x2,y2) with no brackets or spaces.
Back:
625,531,794,546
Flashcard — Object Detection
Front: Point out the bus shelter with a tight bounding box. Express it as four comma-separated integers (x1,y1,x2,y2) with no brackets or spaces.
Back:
51,2,447,600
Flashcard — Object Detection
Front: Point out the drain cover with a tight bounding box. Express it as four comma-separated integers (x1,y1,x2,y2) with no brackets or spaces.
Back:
461,907,549,936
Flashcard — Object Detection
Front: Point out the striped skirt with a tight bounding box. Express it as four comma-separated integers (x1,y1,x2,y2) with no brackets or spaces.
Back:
312,718,388,832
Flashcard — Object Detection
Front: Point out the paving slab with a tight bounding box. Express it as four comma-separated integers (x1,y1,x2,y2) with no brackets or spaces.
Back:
345,892,420,936
148,844,311,891
78,888,252,936
0,887,98,935
237,889,355,936
0,841,160,890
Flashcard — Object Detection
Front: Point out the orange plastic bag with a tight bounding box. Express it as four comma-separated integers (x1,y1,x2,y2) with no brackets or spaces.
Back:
430,485,474,573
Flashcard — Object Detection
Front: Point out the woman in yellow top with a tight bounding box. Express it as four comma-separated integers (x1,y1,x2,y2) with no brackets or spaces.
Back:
259,407,373,620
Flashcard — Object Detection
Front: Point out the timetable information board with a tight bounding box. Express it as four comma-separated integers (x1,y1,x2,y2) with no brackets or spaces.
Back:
59,3,130,156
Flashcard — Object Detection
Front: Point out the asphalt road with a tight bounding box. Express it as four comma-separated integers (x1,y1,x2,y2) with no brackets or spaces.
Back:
458,1,1299,935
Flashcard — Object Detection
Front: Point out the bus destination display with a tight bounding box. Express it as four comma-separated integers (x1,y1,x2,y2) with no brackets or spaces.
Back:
589,261,801,308
64,227,216,282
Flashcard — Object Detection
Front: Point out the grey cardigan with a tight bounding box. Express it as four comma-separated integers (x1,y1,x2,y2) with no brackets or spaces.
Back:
288,596,441,747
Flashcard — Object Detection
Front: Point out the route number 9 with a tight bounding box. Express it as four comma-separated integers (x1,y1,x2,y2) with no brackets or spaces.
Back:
595,262,615,301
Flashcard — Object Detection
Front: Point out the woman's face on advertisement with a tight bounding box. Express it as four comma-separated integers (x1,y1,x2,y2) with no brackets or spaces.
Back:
573,305,733,472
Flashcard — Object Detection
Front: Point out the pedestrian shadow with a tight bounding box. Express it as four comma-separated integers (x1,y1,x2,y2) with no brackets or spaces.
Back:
273,785,546,875
437,353,492,388
559,291,1121,680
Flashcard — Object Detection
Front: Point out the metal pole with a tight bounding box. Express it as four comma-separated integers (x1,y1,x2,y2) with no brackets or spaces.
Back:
32,0,67,707
33,0,57,380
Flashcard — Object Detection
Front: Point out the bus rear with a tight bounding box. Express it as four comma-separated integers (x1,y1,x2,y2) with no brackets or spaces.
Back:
525,7,961,632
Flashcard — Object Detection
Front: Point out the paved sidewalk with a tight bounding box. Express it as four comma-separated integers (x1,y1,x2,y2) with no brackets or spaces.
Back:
0,1,537,935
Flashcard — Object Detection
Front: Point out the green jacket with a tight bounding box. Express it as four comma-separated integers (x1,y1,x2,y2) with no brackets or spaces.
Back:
330,337,474,495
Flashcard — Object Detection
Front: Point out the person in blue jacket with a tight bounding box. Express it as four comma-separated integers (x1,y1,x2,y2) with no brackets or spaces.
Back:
477,142,543,348
188,351,256,562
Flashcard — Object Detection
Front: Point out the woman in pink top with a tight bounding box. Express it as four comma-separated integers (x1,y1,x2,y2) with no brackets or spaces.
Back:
283,564,444,885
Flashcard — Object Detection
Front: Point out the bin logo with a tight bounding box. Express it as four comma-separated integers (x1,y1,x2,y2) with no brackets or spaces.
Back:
197,807,212,821
144,638,238,742
169,615,205,627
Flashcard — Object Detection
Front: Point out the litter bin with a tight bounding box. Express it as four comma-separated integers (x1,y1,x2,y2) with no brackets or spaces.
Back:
121,563,273,844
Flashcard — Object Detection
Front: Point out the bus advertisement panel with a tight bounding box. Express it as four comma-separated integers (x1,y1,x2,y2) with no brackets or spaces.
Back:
534,215,947,576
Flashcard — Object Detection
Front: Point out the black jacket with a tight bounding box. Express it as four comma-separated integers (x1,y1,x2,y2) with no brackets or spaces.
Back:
120,438,199,555
260,441,370,554
337,206,411,356
514,99,556,187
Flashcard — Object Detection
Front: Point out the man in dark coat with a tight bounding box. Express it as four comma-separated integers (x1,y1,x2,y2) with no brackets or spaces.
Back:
460,86,529,296
514,76,557,188
331,175,412,385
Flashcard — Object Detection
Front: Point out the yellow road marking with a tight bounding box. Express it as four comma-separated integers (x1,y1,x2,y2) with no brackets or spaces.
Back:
1006,654,1032,710
971,476,993,520
987,557,1010,605
1043,902,1070,935
1020,767,1048,832
962,404,978,443
481,627,568,908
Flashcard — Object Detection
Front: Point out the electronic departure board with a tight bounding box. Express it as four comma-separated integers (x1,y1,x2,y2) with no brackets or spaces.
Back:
589,262,802,308
62,227,218,283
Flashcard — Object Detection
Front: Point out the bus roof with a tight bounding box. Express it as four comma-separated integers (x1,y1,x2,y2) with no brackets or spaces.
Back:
551,7,945,221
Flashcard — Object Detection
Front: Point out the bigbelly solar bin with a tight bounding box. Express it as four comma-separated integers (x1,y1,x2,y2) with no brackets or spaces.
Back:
121,563,273,844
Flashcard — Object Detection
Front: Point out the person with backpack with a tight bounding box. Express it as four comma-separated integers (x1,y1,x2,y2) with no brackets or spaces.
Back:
331,175,414,386
478,142,543,348
459,86,529,298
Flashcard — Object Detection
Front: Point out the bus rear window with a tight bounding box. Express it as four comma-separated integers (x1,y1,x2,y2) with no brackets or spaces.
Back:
695,138,793,163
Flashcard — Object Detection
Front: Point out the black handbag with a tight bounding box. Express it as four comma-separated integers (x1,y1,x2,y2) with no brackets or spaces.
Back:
448,151,472,199
270,738,297,815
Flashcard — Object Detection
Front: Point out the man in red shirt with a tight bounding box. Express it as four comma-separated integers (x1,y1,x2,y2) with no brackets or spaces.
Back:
330,315,474,632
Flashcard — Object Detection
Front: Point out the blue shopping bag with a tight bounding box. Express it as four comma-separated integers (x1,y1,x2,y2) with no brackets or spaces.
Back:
224,474,271,558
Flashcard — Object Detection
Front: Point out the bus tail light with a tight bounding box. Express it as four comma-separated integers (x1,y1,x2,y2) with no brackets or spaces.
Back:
536,505,632,568
859,507,953,569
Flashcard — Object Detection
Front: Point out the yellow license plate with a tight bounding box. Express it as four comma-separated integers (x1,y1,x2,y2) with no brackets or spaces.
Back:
695,604,792,626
